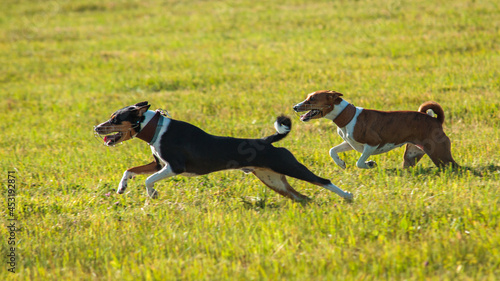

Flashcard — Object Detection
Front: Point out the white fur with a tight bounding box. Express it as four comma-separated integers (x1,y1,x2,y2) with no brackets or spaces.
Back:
145,165,176,198
274,121,290,134
118,170,135,194
323,183,353,201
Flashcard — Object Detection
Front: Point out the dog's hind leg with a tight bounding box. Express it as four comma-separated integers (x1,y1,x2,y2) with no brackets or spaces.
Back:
403,144,425,168
423,136,458,168
264,148,353,201
253,168,310,202
321,182,353,201
356,145,378,169
329,142,353,169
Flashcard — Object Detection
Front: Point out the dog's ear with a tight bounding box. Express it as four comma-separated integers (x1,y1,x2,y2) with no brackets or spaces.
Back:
135,101,149,107
326,91,343,103
134,101,151,115
327,90,343,97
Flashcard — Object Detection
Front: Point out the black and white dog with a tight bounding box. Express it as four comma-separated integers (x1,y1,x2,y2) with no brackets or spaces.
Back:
94,101,353,202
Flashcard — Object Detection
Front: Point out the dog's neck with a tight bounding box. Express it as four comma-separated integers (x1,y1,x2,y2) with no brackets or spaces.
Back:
134,110,161,140
323,99,358,128
139,110,157,130
323,99,351,121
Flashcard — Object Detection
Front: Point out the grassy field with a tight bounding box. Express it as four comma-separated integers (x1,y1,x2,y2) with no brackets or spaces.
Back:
1,0,500,279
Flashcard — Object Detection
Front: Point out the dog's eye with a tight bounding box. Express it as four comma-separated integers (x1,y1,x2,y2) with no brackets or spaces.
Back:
310,97,315,102
110,118,118,124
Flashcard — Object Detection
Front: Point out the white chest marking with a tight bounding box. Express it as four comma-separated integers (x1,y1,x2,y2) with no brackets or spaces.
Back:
335,108,364,153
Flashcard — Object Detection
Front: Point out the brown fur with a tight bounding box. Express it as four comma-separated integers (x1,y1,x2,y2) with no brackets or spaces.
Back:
252,168,310,202
127,161,161,175
294,90,458,168
354,108,456,167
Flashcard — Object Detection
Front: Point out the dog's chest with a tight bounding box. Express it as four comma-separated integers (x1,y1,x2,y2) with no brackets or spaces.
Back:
337,127,364,152
150,146,167,166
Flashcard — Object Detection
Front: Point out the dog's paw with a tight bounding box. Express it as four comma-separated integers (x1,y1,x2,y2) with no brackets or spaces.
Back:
117,181,127,194
343,192,354,202
337,160,347,169
366,161,377,169
331,157,347,169
148,189,159,199
117,171,134,194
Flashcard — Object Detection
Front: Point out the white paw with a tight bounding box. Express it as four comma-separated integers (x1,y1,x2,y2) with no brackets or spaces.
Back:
337,159,347,169
117,180,127,194
357,160,377,169
343,192,354,202
331,156,347,169
148,189,159,199
117,171,134,194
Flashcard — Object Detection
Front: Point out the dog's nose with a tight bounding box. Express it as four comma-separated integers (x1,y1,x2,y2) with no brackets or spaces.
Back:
293,104,300,112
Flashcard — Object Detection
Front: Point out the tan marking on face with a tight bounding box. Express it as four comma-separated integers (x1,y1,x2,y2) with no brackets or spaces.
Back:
95,120,131,134
94,120,136,145
296,90,344,119
113,121,135,143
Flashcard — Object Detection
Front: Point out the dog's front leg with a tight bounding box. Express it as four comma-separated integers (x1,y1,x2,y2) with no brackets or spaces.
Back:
118,161,161,194
329,142,354,169
356,145,378,169
144,165,176,198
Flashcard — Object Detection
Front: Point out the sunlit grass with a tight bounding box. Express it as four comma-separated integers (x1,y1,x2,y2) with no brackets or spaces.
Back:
1,0,499,280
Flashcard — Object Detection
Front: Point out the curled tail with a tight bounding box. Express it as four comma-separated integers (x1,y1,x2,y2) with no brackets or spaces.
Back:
262,115,292,143
419,101,445,124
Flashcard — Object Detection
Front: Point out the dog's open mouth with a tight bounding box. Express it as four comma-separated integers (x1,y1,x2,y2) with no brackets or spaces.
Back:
102,132,123,146
300,109,322,122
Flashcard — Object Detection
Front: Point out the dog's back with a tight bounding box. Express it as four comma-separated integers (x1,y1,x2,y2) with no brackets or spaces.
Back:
353,108,444,146
156,116,293,175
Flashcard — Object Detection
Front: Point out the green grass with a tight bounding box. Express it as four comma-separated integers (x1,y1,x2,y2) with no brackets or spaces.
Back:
1,0,500,279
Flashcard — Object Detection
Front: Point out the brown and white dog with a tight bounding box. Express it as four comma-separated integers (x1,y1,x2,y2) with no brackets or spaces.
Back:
293,90,458,169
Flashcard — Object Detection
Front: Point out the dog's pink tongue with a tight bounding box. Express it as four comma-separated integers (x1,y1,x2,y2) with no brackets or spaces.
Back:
103,136,109,143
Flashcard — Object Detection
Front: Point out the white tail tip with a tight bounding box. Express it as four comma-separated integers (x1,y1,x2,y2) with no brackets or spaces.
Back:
426,109,436,117
274,121,290,134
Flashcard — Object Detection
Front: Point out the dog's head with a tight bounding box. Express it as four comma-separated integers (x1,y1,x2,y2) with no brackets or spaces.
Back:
293,90,343,122
94,101,151,146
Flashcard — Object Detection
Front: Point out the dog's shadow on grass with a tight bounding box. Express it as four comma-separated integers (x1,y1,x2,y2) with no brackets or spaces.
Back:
240,196,313,210
464,164,500,177
240,197,282,210
383,164,500,177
